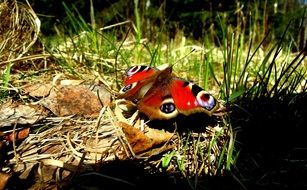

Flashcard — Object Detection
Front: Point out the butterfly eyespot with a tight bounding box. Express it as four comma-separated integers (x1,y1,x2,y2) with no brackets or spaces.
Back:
160,102,176,114
126,66,141,76
119,82,138,94
196,91,216,110
121,84,132,92
126,65,151,77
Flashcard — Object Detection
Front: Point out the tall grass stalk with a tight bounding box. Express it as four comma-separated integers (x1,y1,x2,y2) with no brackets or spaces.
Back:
133,0,142,44
247,22,306,99
202,52,211,91
89,0,96,29
0,62,12,100
62,2,90,33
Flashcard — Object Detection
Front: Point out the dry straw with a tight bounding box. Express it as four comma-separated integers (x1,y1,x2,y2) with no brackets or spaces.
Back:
0,0,40,64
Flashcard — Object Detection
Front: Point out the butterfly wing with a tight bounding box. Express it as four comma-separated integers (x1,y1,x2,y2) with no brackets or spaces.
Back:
121,65,219,120
170,78,219,116
118,66,158,102
138,70,218,120
137,85,180,120
137,67,180,120
123,65,157,85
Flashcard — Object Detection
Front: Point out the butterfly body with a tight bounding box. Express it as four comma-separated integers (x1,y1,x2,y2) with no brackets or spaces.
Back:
119,65,219,120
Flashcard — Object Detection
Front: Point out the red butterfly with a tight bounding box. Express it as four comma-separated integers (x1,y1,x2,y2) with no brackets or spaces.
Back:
118,65,219,120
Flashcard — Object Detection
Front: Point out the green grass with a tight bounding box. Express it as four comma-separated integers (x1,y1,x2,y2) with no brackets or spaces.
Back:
2,1,306,189
0,62,12,100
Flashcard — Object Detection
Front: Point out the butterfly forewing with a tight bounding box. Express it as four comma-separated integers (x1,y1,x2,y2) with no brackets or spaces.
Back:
119,66,158,101
123,66,157,85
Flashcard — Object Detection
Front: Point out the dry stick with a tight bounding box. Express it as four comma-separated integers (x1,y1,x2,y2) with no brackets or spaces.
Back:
41,157,71,184
24,0,41,55
66,150,88,184
106,106,135,158
99,20,131,31
92,70,118,96
66,132,90,161
19,153,60,163
94,106,107,163
12,120,19,165
0,54,51,66
173,48,196,67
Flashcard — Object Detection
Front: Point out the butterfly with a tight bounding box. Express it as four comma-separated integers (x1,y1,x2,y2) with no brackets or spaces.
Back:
118,65,219,120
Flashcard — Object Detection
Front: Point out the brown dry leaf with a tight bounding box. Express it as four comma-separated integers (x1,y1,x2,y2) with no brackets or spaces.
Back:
23,164,58,190
3,127,30,142
0,141,5,161
22,83,54,97
0,100,49,127
40,143,64,155
119,121,155,153
85,137,117,161
91,85,112,106
41,85,111,117
118,121,174,154
41,164,58,183
145,127,174,146
17,162,37,180
0,172,11,190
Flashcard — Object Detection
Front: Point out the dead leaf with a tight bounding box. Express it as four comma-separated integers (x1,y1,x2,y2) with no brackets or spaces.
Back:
0,172,11,190
0,100,49,127
3,127,30,142
41,85,108,117
17,162,36,180
118,121,174,154
91,85,112,106
119,121,155,153
22,83,54,97
145,127,174,146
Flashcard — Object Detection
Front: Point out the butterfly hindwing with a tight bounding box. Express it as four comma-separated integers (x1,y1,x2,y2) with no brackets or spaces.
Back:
137,79,179,120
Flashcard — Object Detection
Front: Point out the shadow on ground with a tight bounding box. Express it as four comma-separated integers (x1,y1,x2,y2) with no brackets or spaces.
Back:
231,92,307,189
65,93,307,190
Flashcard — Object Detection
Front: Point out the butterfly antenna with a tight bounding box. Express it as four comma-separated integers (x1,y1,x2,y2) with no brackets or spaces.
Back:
173,48,196,67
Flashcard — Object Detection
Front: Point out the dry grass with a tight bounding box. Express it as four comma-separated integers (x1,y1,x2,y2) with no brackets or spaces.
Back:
3,100,231,188
0,0,40,65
